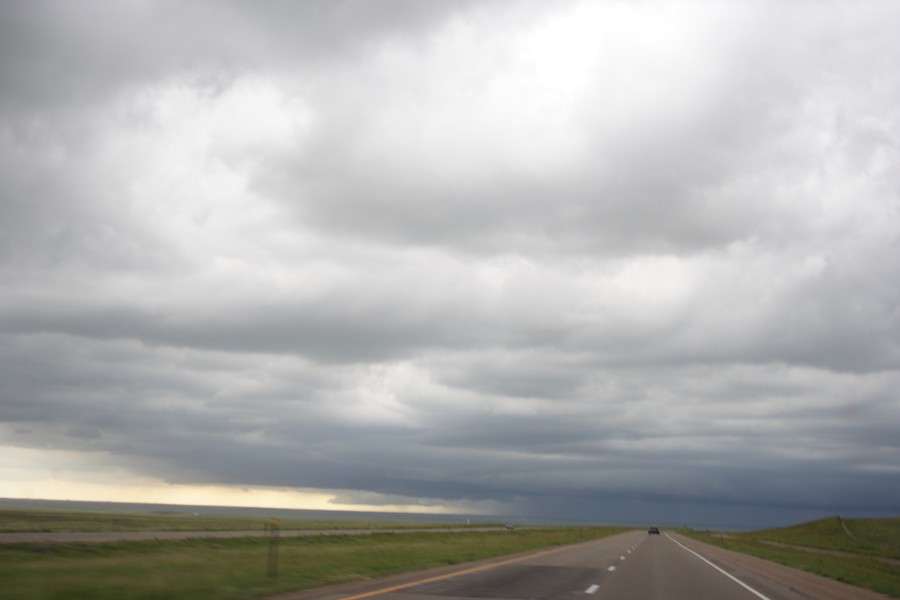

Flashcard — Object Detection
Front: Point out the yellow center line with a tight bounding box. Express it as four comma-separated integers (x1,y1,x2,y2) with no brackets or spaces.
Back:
339,544,577,600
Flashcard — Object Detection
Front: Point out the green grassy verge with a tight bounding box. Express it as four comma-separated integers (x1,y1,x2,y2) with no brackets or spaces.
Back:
0,507,478,533
679,516,900,598
0,527,626,600
746,516,900,560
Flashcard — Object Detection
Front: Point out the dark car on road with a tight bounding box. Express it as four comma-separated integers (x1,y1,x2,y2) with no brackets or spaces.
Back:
648,526,660,534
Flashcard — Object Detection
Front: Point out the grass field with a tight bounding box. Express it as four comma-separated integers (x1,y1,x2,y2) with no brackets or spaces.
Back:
680,516,900,598
0,507,478,533
0,526,625,600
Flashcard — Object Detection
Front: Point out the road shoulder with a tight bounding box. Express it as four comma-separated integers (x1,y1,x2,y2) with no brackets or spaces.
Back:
668,532,893,600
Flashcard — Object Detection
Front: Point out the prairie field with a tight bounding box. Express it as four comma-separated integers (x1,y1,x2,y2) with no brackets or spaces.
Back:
0,506,470,534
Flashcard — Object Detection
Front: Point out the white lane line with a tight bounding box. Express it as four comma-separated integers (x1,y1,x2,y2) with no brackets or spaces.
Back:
619,555,626,560
665,534,773,600
607,566,616,572
585,584,599,594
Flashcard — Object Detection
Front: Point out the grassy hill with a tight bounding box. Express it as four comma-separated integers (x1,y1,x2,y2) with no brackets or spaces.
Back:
749,516,900,560
682,516,900,598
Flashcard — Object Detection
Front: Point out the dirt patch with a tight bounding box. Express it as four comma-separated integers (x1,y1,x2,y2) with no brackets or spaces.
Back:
839,515,856,539
760,540,900,567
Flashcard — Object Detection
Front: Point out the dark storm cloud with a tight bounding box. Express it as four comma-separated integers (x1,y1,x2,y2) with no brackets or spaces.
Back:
2,0,899,527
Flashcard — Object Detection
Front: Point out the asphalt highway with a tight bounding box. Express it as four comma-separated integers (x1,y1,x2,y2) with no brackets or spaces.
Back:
276,529,890,600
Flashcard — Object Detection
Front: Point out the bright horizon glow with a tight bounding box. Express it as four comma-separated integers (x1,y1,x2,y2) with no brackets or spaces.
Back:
0,483,465,515
0,445,478,515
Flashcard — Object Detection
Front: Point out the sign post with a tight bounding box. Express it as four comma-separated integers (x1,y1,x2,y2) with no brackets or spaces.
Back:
266,517,281,578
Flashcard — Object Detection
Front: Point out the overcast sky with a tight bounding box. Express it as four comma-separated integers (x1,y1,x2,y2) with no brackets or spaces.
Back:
1,0,898,529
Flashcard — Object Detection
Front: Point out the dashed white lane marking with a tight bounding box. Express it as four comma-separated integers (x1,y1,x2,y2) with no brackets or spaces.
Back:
627,549,632,554
585,584,600,594
665,534,773,600
607,566,616,572
619,555,626,560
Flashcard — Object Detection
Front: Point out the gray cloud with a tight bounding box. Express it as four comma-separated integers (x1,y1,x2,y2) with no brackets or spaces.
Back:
1,0,899,528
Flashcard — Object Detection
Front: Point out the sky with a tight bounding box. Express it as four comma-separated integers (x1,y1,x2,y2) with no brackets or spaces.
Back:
1,0,899,530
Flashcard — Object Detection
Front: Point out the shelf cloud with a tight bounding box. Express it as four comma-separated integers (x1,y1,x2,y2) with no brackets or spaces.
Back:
1,0,898,528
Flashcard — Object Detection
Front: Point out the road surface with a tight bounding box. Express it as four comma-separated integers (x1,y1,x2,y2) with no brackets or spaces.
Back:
271,530,891,600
